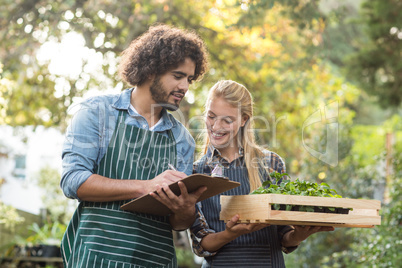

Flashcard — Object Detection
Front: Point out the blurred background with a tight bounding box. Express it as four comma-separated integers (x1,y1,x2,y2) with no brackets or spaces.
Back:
0,0,401,267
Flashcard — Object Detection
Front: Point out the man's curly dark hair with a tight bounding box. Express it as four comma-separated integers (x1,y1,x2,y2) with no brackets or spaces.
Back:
118,24,209,87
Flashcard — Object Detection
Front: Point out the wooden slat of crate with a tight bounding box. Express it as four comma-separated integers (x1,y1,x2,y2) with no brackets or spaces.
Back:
237,219,376,228
220,194,381,228
266,194,381,209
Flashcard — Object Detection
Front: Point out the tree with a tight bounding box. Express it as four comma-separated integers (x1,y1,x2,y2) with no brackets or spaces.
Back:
0,0,247,128
0,66,24,229
327,126,402,267
345,0,402,108
0,181,24,229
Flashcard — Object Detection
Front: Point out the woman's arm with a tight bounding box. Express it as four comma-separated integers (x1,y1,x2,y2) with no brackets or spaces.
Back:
200,214,269,252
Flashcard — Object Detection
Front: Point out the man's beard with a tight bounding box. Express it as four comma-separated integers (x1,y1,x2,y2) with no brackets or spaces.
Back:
150,77,182,111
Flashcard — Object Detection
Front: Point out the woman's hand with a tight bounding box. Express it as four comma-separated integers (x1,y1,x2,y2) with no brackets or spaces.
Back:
200,214,270,252
225,214,270,237
282,225,335,248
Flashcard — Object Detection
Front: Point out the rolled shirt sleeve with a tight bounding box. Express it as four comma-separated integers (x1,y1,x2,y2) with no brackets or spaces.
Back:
190,203,218,257
61,99,109,201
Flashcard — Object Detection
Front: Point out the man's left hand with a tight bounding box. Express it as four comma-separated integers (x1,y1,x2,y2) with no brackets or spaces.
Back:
150,181,207,230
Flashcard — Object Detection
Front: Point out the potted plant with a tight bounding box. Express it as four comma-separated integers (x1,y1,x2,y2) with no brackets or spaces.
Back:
13,221,66,258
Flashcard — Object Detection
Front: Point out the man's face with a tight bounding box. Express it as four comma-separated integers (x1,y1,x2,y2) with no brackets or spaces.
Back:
150,58,196,111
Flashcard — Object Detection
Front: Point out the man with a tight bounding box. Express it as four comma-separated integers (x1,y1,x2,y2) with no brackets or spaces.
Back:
60,24,209,267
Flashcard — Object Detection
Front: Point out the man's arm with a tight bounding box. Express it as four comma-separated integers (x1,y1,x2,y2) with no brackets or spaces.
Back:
61,98,107,201
77,170,190,202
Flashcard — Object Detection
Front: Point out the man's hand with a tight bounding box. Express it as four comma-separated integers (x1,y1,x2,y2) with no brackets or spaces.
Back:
150,180,207,230
144,170,187,194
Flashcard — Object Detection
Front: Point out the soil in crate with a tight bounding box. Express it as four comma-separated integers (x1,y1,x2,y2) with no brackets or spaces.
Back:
272,204,350,214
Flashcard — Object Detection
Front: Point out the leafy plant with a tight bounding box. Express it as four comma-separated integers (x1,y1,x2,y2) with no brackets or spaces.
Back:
34,166,76,224
6,222,66,259
15,222,67,247
252,172,342,197
0,179,24,229
251,172,345,212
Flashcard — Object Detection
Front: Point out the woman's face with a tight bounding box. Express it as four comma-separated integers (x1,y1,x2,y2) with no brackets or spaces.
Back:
205,96,248,150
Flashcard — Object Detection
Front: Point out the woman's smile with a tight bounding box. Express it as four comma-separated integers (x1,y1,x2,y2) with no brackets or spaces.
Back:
209,129,228,139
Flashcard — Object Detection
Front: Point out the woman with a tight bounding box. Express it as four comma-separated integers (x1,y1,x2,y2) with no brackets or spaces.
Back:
190,80,334,267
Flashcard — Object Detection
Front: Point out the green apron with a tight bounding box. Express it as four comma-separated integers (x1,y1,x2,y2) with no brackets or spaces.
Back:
61,111,177,267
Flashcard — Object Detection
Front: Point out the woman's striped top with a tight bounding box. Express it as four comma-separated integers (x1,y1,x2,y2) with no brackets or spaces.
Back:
190,147,297,267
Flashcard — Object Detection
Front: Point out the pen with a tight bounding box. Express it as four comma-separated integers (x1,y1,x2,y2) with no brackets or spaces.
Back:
168,163,177,171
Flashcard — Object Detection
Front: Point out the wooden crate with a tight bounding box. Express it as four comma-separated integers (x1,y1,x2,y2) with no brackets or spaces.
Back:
220,194,381,228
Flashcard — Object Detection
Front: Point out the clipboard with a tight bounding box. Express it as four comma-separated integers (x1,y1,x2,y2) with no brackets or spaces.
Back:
120,174,240,216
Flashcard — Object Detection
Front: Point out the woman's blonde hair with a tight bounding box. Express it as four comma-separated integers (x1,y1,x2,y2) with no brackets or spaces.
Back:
203,80,267,192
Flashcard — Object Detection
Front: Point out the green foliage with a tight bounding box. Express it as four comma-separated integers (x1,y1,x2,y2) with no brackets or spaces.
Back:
251,172,343,212
252,172,342,198
318,1,366,67
175,246,200,268
0,0,365,131
23,222,66,246
237,0,323,30
326,158,402,267
0,201,24,230
0,62,15,125
285,117,401,267
34,166,75,224
350,125,386,167
0,0,244,128
0,175,24,229
7,167,70,250
345,0,402,108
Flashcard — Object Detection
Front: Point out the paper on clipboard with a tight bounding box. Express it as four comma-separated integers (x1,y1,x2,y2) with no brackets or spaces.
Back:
120,174,240,216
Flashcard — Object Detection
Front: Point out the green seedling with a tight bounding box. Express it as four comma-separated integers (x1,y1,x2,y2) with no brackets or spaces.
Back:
251,172,350,213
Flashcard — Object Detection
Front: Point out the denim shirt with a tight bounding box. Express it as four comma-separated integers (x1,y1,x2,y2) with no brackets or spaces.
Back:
61,88,195,201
